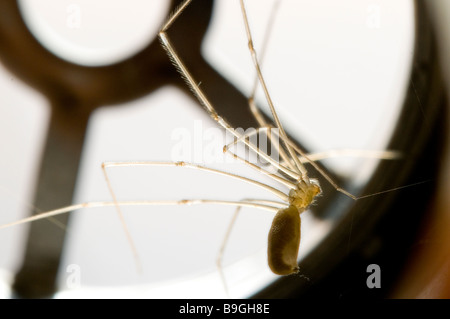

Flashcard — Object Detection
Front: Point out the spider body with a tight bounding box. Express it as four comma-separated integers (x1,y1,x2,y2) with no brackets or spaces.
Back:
268,178,321,275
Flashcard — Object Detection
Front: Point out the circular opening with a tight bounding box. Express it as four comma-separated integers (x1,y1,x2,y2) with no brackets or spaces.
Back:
57,0,416,298
18,0,170,66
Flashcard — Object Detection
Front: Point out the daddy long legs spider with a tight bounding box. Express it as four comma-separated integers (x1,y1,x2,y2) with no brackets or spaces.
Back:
0,0,445,298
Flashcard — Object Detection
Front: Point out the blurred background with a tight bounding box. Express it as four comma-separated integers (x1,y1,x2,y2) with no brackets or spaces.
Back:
0,0,448,298
392,0,450,298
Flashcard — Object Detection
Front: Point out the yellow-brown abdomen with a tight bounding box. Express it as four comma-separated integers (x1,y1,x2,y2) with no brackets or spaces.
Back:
267,205,301,275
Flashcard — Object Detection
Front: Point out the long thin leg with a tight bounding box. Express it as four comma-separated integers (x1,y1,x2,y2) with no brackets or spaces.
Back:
100,159,290,273
0,199,279,230
238,0,365,200
223,140,407,201
102,164,143,273
161,1,401,202
297,149,402,163
239,0,308,179
248,100,298,173
0,184,68,231
223,143,297,189
247,0,282,101
243,0,299,173
158,1,301,182
215,205,243,297
225,126,401,163
1,176,420,231
102,161,290,201
246,99,399,199
238,1,398,201
100,161,287,273
224,126,295,176
216,198,285,297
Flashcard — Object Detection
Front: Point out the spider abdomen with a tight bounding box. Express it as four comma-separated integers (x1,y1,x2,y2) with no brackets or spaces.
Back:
267,205,302,275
